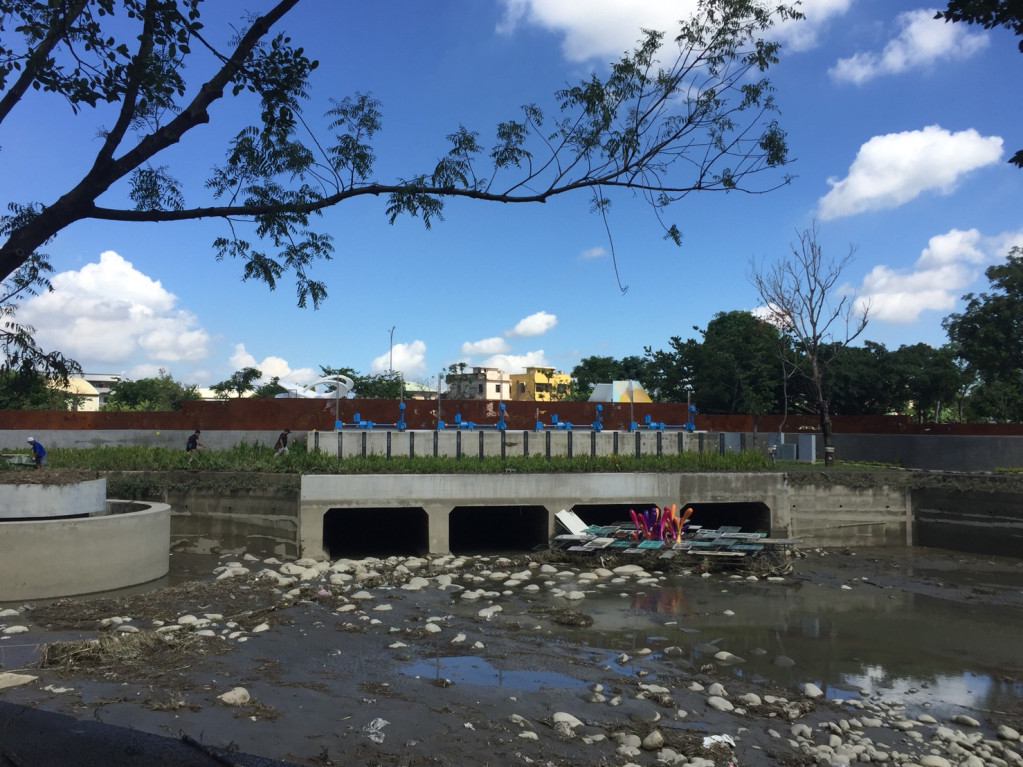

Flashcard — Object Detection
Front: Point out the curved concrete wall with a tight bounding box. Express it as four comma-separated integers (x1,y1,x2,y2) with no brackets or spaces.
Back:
0,501,170,601
0,478,106,519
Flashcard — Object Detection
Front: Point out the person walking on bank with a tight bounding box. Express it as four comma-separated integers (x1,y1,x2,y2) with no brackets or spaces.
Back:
274,428,291,456
186,429,204,452
26,437,46,468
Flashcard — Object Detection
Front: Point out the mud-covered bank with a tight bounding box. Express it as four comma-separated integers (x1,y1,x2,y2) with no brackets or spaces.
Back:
1,546,1022,766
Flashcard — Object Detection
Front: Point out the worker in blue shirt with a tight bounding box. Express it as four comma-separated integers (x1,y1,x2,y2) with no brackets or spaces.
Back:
26,437,46,468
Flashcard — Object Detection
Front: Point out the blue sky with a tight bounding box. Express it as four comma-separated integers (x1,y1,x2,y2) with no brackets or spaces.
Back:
5,0,1023,392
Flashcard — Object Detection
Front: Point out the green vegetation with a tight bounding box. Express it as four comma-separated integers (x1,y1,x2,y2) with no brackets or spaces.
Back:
0,441,771,474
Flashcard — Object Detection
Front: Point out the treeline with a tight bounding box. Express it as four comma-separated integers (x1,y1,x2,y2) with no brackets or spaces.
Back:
570,250,1023,424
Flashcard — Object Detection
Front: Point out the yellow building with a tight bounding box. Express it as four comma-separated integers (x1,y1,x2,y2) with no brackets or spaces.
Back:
509,366,571,401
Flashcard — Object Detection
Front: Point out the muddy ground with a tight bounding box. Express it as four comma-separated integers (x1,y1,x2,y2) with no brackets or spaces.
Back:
1,546,1022,766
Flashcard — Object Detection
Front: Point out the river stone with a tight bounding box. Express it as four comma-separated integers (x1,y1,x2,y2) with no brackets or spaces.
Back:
642,730,665,750
115,624,139,634
791,723,813,739
0,609,19,618
0,673,38,689
564,591,586,600
998,724,1021,741
518,731,538,740
952,714,980,727
1,625,29,635
707,696,733,712
402,577,430,590
351,591,373,600
707,682,728,697
217,687,250,706
714,650,744,663
774,655,796,667
423,623,441,634
553,712,584,728
613,564,645,575
802,682,824,699
919,756,952,767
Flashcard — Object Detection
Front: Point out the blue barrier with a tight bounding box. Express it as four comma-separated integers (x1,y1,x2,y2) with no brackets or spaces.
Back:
339,402,407,431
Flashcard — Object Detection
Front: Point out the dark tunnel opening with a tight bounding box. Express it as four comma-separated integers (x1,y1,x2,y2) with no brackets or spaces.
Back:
449,505,549,554
323,507,429,558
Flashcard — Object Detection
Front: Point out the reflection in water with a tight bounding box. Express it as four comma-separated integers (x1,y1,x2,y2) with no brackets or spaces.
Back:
533,575,1023,716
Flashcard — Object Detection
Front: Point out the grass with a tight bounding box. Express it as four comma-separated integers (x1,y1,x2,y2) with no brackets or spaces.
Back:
1,439,776,474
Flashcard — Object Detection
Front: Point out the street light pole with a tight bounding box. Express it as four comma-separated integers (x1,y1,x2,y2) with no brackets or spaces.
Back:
388,325,396,373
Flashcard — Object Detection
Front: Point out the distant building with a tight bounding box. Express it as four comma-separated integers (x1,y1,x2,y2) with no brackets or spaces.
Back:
588,380,653,403
54,376,101,411
81,373,122,407
444,367,509,400
509,366,571,402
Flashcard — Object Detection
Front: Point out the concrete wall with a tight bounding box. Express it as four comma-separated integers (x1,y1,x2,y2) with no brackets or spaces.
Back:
835,433,1023,471
300,472,909,557
0,478,106,519
913,487,1023,557
0,501,170,601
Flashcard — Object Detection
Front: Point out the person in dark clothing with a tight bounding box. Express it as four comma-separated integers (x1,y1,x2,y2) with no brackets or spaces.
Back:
274,429,291,456
26,437,46,468
185,429,203,452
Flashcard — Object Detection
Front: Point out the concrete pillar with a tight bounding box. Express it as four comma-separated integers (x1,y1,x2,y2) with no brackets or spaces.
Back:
424,503,451,554
299,503,328,559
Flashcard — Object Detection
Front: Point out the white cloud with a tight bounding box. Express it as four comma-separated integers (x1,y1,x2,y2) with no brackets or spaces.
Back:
482,349,550,373
506,310,557,337
461,337,511,355
817,126,1003,219
226,343,319,386
497,0,848,62
369,339,427,377
580,246,607,260
854,228,1023,323
18,250,210,368
830,9,988,85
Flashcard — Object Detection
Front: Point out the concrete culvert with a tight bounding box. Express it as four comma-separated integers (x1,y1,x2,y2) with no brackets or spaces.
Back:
449,505,548,554
322,507,429,558
681,501,772,533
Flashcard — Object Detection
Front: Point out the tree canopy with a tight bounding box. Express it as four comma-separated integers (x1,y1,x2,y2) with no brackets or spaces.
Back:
0,0,798,307
104,369,200,411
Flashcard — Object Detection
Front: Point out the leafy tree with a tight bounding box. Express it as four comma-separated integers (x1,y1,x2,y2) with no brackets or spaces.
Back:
1,252,79,386
0,369,72,410
943,247,1023,421
643,336,699,402
211,367,263,399
254,376,288,398
889,343,966,423
750,224,869,465
692,311,782,421
827,341,900,416
936,2,1023,166
104,369,200,411
569,356,622,401
0,0,798,303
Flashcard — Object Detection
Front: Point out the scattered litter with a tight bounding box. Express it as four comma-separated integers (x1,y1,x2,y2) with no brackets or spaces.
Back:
364,717,390,744
703,734,736,749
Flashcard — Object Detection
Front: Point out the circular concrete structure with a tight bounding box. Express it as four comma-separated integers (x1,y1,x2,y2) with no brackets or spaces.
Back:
0,479,170,601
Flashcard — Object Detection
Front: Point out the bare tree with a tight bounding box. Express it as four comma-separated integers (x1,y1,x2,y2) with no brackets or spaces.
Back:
750,223,869,465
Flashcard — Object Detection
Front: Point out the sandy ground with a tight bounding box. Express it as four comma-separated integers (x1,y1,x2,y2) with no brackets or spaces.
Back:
1,546,1022,766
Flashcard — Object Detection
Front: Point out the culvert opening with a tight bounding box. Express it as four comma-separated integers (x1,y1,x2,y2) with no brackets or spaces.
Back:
323,507,428,558
449,505,548,554
682,502,771,533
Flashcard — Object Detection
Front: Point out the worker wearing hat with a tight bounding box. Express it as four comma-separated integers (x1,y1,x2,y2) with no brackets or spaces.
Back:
26,437,47,469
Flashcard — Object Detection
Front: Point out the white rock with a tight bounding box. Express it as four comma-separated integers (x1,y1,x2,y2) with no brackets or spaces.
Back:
252,622,270,632
707,682,728,697
613,564,645,574
2,625,29,635
998,724,1021,741
518,731,538,740
451,633,466,644
115,624,140,634
918,756,952,767
351,590,373,600
707,696,734,712
0,609,20,618
553,712,584,728
642,730,665,750
802,682,824,699
423,623,442,634
217,687,250,706
373,604,393,612
952,714,980,727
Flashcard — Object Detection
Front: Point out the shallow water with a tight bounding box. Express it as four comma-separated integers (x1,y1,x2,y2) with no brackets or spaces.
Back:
502,572,1023,717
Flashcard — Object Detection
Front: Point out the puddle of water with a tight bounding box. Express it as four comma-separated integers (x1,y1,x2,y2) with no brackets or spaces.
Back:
403,655,586,690
512,575,1023,717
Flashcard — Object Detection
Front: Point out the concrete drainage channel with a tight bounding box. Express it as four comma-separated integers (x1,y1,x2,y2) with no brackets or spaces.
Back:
0,479,170,601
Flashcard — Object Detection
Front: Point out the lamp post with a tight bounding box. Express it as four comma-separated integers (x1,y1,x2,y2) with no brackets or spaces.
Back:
685,384,694,431
388,325,396,373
